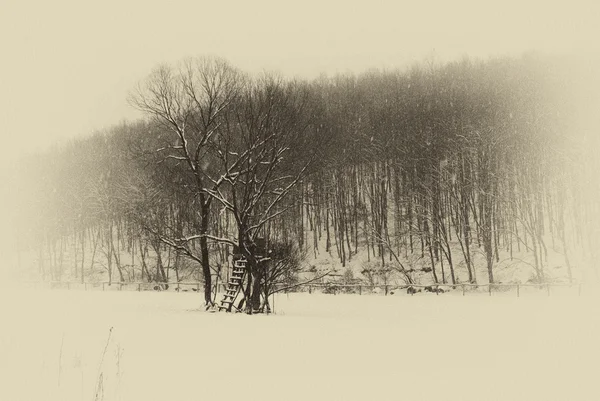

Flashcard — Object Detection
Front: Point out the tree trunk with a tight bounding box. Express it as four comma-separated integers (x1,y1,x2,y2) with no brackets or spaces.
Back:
200,197,213,306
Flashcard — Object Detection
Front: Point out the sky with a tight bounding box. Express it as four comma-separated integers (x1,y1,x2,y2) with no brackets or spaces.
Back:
0,0,599,162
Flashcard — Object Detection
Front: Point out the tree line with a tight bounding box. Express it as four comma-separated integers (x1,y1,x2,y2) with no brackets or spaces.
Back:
12,53,600,311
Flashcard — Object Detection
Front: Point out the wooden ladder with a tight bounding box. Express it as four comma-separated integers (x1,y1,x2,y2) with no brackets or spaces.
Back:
218,258,247,312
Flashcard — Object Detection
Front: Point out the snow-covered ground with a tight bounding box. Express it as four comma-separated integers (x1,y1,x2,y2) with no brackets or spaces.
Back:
0,286,599,401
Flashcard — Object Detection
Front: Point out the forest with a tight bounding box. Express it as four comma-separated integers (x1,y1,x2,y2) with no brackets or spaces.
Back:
10,53,600,312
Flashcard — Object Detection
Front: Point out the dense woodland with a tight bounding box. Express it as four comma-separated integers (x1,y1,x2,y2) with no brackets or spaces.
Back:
10,54,600,311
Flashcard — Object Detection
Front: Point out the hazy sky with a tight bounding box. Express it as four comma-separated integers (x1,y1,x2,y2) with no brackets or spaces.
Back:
1,0,599,162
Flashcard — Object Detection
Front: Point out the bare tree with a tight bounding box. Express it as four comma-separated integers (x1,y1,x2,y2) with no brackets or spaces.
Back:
204,75,325,312
129,57,241,306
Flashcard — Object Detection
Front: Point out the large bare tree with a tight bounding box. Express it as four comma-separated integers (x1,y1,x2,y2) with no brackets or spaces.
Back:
129,57,241,306
203,75,325,312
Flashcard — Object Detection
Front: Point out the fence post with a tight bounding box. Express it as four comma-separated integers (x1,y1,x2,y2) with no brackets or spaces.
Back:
138,283,141,292
488,284,492,296
308,285,312,294
67,282,70,290
359,285,362,295
385,285,388,296
517,284,520,298
462,284,465,296
546,284,550,296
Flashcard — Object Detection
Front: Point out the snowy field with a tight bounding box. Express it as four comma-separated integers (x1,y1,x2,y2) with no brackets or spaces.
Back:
1,286,599,401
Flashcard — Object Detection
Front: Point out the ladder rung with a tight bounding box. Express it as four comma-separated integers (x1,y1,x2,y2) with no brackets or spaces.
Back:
221,299,233,304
